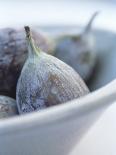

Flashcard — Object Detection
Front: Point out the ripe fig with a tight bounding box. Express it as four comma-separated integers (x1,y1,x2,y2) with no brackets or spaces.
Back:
16,26,89,114
0,95,18,119
53,12,99,81
0,28,51,98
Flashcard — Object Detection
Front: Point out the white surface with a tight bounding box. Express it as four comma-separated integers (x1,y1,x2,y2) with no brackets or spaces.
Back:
0,1,116,32
71,103,116,155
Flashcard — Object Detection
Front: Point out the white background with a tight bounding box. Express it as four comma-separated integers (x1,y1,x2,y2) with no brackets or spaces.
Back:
0,0,116,32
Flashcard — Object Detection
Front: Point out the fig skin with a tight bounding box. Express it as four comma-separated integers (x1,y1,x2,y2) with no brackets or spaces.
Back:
0,28,51,98
52,12,99,81
0,95,18,119
54,33,96,81
16,26,89,114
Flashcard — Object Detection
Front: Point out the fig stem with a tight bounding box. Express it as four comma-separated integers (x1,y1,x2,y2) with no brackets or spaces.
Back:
24,26,31,39
24,26,40,56
84,11,100,34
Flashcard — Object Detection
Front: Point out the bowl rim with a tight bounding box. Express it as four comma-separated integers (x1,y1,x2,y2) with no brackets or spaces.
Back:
0,79,116,135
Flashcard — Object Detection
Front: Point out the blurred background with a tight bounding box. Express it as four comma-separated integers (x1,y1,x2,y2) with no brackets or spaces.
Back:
0,0,116,31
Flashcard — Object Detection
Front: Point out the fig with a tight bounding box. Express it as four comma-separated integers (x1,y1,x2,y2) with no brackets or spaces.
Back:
0,28,51,98
16,26,89,114
52,12,99,81
0,95,18,119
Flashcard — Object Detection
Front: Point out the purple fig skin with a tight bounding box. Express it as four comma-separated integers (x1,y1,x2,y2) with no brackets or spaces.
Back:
0,95,18,119
16,26,89,114
0,28,51,98
54,33,96,81
53,12,99,81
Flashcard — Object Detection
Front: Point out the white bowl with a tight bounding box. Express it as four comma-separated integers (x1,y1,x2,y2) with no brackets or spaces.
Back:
0,26,116,155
